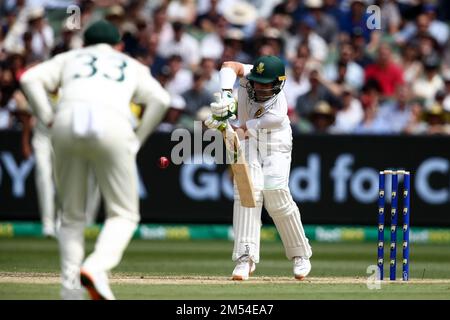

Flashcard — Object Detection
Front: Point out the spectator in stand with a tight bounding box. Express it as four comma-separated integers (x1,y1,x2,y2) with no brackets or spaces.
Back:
330,86,364,134
338,0,376,45
323,0,341,23
417,32,440,62
272,0,306,24
396,6,449,48
353,79,391,134
284,56,311,111
1,7,18,42
4,6,54,61
377,85,414,134
419,103,449,135
0,67,13,129
195,0,221,33
51,22,80,57
400,43,422,84
160,54,193,97
287,15,328,63
122,18,151,58
199,56,220,95
24,7,54,61
351,31,374,68
158,21,200,69
147,33,167,77
221,28,251,64
22,30,42,64
309,100,336,133
0,66,27,131
305,0,338,45
167,0,197,25
200,16,229,61
8,52,26,81
323,42,364,91
153,6,175,55
365,43,404,98
295,69,340,121
157,94,187,133
377,0,402,35
104,5,126,31
257,44,276,57
403,100,426,135
261,28,286,62
268,4,293,42
223,1,258,31
182,70,214,119
412,53,444,106
423,3,449,47
296,42,311,60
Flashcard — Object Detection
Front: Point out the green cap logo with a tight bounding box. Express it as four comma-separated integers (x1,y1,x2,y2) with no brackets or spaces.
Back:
256,62,265,74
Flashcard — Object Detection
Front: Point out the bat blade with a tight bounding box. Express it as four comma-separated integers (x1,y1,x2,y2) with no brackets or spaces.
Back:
223,130,256,208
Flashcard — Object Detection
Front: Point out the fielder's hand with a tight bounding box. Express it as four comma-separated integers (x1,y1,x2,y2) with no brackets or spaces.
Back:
211,91,237,121
204,114,227,131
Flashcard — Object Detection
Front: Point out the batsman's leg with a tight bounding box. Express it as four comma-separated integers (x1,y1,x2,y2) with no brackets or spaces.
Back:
232,139,264,280
262,151,312,280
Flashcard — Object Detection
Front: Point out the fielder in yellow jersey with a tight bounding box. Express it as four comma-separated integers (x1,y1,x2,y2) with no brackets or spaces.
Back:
20,20,170,300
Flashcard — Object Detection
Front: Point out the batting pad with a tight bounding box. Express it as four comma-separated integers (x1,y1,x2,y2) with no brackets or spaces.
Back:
232,165,263,263
263,189,312,259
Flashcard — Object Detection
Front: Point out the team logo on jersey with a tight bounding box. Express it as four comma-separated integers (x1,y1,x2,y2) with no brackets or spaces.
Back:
254,106,265,118
256,62,265,74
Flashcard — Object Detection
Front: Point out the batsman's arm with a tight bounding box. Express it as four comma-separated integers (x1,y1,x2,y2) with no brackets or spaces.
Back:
133,65,170,146
246,113,285,131
220,61,253,90
19,55,65,127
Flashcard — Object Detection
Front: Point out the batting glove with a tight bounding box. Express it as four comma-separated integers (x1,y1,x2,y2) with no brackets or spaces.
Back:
204,114,227,131
211,91,237,121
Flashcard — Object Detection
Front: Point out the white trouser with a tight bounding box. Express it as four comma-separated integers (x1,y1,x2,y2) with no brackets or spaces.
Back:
32,128,55,234
85,170,101,226
52,108,140,293
232,131,312,263
32,127,101,233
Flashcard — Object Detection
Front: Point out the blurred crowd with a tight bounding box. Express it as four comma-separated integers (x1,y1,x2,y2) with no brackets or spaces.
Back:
1,0,450,136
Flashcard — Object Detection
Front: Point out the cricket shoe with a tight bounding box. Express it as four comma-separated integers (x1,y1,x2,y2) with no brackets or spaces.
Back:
232,255,256,281
293,257,311,280
80,268,115,300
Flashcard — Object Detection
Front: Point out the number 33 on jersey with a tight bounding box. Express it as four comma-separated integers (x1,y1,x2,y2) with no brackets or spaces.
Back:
22,43,163,130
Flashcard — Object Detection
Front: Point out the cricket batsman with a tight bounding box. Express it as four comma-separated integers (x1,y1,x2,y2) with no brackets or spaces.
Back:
204,55,312,280
20,20,170,299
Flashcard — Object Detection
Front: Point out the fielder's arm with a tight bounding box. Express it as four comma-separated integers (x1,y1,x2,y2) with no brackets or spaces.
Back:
133,65,171,146
19,55,65,127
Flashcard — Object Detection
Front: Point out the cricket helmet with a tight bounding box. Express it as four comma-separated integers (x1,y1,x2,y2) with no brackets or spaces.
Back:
246,55,286,102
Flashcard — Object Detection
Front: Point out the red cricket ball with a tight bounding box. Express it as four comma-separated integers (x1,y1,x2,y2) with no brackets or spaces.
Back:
158,156,170,169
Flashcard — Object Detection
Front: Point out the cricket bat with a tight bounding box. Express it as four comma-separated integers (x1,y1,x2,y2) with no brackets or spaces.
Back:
214,93,256,208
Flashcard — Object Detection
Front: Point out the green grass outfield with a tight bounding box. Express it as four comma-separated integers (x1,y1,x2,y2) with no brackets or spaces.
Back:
1,238,450,299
